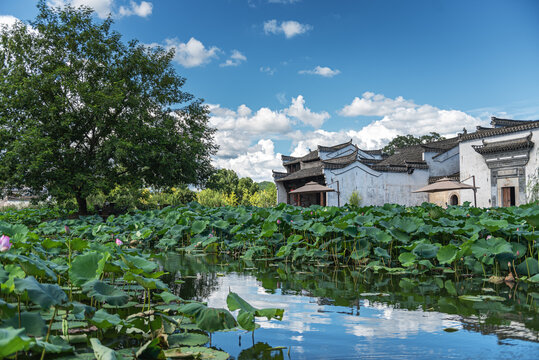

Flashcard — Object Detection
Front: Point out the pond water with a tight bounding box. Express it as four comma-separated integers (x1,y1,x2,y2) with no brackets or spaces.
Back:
160,253,539,360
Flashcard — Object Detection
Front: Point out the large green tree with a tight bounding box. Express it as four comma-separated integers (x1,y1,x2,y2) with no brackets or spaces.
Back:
382,132,445,155
0,2,217,213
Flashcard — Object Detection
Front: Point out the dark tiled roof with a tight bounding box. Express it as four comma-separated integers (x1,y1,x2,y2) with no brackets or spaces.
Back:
283,150,319,165
361,149,383,155
318,139,353,152
490,117,534,128
272,171,287,179
429,172,460,184
421,137,459,152
472,134,534,154
322,149,358,168
281,155,298,162
274,166,324,182
460,120,539,141
376,145,424,166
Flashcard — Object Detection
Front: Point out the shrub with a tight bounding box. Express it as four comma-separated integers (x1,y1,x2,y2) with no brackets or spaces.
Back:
348,191,362,207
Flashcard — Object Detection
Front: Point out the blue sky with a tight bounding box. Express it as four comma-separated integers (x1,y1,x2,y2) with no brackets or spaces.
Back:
1,0,539,181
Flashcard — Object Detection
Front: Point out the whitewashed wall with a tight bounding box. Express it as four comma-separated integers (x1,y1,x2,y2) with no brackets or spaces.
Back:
276,181,287,204
324,163,429,206
459,128,539,207
423,146,459,176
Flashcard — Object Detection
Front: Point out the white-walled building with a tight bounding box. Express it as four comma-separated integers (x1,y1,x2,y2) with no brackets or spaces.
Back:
273,117,539,207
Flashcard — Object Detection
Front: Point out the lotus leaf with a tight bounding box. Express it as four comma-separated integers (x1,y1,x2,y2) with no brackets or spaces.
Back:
163,346,229,360
398,252,416,267
437,245,458,265
412,243,438,259
90,338,121,360
0,327,33,358
157,291,183,304
120,254,158,273
89,309,124,330
178,302,237,333
33,336,73,354
14,277,68,309
458,295,505,302
374,247,390,259
69,252,109,286
516,257,539,276
168,332,209,347
1,311,47,337
0,299,16,319
82,280,130,306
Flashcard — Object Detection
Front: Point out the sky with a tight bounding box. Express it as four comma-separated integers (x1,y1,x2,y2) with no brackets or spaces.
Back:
1,0,539,181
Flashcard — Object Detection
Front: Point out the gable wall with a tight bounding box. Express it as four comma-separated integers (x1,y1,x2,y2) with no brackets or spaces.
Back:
424,146,459,176
323,163,429,206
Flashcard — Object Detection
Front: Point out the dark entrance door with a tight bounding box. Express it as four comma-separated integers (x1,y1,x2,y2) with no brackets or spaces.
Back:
502,187,515,207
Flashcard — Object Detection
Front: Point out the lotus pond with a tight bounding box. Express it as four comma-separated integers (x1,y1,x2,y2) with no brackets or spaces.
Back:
0,203,537,359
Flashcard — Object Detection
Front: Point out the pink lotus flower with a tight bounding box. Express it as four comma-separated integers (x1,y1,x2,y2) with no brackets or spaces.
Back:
277,219,281,224
516,250,520,256
115,238,123,246
486,235,492,240
0,235,11,252
209,234,213,238
310,211,313,215
65,225,70,234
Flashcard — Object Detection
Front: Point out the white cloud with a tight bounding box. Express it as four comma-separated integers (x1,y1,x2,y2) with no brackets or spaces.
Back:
213,139,283,182
299,66,340,78
157,37,220,68
47,0,152,19
260,66,276,75
338,92,485,146
220,50,247,67
264,19,312,38
339,91,414,117
119,1,152,17
0,15,20,28
209,103,291,135
286,95,329,128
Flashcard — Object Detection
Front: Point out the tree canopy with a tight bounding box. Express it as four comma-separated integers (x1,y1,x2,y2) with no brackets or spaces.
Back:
0,2,217,213
382,132,445,155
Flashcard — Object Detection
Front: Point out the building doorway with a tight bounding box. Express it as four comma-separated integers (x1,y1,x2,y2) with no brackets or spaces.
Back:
501,187,516,207
449,194,459,205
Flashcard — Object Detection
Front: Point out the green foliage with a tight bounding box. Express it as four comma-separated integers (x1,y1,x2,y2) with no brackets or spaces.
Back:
0,2,217,214
382,132,445,155
348,191,362,207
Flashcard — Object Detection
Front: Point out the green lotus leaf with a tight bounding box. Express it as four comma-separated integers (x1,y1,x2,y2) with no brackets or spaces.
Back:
516,257,539,276
168,332,209,347
191,220,208,235
364,227,392,244
458,295,505,302
14,277,68,309
437,244,458,265
0,327,34,358
90,338,121,360
412,243,438,259
311,223,327,237
525,213,539,227
478,218,509,232
178,302,237,333
374,247,390,259
398,252,417,267
226,292,283,331
89,309,124,330
444,280,457,296
157,291,183,304
136,338,165,359
69,252,109,287
163,346,229,360
120,254,158,274
33,336,73,354
82,280,130,306
0,299,16,319
1,311,47,337
123,272,167,290
260,221,278,237
15,254,57,282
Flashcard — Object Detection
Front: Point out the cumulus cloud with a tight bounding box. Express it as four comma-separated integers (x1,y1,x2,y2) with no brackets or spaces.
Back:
264,19,312,38
213,139,283,182
155,37,220,68
220,50,247,67
0,15,20,28
299,66,340,78
339,91,414,117
118,1,152,17
338,92,485,146
286,95,329,128
48,0,152,19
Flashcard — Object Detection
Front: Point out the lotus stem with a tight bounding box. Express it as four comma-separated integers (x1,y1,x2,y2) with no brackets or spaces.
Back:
40,306,57,360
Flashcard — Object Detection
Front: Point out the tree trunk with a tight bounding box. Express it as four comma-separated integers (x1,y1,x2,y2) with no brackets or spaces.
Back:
75,194,88,215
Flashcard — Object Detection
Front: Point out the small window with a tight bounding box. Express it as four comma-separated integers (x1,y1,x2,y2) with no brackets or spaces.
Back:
449,194,459,205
